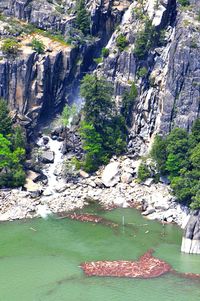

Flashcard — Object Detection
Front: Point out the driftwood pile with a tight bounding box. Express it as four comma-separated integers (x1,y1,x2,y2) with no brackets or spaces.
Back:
63,213,118,228
81,250,172,278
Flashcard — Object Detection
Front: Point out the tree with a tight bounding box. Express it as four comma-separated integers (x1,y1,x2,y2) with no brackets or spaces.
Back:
138,161,151,182
75,0,90,35
0,101,26,188
30,38,45,54
79,121,105,171
80,74,113,128
149,120,200,209
0,99,12,136
10,125,26,150
190,118,200,145
61,104,77,128
150,135,167,174
116,34,128,52
1,38,20,56
0,134,26,188
80,74,127,172
121,82,138,126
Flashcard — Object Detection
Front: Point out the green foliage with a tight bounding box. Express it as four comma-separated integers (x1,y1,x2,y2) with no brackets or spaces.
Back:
178,0,190,6
134,19,157,59
0,99,12,136
75,0,90,35
80,74,127,172
1,38,20,56
79,121,105,172
121,82,138,127
116,34,128,52
0,134,26,188
61,104,77,128
101,47,109,58
10,125,26,150
30,38,45,54
80,74,113,128
149,120,200,209
0,100,26,188
137,67,148,77
150,135,167,173
138,161,151,182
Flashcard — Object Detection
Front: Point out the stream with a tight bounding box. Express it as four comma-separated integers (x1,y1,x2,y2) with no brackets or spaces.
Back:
0,208,199,301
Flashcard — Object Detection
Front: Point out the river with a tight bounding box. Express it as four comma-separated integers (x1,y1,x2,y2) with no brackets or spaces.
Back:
0,208,199,301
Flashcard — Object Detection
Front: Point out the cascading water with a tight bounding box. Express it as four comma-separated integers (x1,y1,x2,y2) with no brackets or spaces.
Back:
37,136,66,194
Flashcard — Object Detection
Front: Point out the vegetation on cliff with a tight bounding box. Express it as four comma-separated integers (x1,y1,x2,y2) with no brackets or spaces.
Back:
0,100,26,188
139,119,200,209
79,74,127,172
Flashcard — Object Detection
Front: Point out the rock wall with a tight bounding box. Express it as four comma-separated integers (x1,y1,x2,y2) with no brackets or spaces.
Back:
0,38,78,135
0,0,131,135
98,0,200,154
0,0,130,40
181,210,200,254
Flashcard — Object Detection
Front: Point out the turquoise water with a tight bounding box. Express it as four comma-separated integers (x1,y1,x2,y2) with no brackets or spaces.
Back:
0,208,200,301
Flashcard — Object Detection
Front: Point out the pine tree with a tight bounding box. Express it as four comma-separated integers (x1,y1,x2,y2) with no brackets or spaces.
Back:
0,99,12,136
75,0,90,35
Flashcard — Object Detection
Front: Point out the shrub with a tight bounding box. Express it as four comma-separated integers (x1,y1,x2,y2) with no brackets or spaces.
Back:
138,161,151,182
116,34,128,52
1,38,20,56
101,47,109,58
134,19,157,59
137,67,148,77
30,38,45,54
121,82,138,126
178,0,190,6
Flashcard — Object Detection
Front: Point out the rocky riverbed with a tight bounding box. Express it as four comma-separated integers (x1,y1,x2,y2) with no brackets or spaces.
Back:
0,154,189,226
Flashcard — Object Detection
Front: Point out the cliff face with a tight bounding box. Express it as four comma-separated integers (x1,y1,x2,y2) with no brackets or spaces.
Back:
0,36,77,133
0,0,130,134
0,0,130,41
99,0,200,154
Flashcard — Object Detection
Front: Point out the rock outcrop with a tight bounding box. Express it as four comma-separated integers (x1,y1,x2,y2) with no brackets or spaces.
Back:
0,35,77,134
181,210,200,254
98,0,200,154
0,0,131,135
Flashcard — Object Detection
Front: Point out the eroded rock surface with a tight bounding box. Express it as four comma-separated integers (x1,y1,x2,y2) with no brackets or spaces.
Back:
181,210,200,254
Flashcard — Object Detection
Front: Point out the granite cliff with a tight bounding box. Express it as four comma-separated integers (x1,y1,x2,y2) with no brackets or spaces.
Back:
98,0,200,154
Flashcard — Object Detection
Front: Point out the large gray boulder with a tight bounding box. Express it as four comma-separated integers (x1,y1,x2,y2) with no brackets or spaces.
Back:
181,210,200,254
40,151,55,164
101,162,120,187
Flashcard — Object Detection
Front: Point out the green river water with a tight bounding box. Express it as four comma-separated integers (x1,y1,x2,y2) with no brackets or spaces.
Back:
0,208,200,301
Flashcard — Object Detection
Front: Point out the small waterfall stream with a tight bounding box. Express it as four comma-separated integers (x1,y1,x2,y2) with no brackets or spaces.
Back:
37,136,66,194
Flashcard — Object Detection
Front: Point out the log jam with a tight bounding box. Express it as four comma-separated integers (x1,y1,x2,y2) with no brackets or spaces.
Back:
81,250,172,278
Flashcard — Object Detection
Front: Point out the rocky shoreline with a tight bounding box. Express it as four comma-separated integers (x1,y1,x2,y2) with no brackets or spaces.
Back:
0,156,189,226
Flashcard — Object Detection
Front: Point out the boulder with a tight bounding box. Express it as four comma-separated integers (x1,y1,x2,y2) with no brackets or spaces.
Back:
26,170,41,183
181,210,200,254
79,170,89,178
43,136,49,145
121,173,133,184
102,162,120,187
143,178,154,187
40,151,55,164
